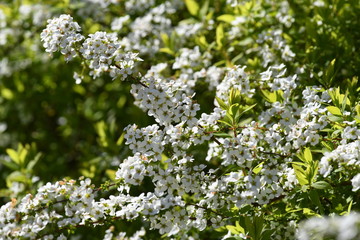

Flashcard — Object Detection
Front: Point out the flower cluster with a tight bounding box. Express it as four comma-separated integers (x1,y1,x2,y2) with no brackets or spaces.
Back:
40,14,84,61
257,29,296,67
41,14,142,80
172,46,203,70
103,226,146,240
297,213,360,240
320,139,360,191
130,76,200,126
215,65,255,101
0,178,98,239
80,32,120,70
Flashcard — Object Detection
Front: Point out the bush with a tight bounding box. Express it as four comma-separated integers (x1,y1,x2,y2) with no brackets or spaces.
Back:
0,0,359,239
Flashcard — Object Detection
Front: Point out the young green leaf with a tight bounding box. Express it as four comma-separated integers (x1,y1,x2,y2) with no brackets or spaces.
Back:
324,58,336,86
199,0,209,19
311,181,331,190
0,158,18,171
217,14,236,23
226,225,240,235
327,106,342,116
6,149,20,165
235,221,245,234
293,164,309,186
216,24,224,48
184,0,199,16
159,48,175,56
216,96,228,110
26,153,42,171
303,148,313,163
260,89,277,103
240,103,257,117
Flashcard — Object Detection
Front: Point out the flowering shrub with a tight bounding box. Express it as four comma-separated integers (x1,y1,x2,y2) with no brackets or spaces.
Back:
0,0,360,239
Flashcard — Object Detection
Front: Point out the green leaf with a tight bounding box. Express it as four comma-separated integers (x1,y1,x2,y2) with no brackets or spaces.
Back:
196,35,209,49
327,106,342,116
215,226,227,232
26,153,42,171
306,161,319,185
275,90,284,102
327,115,343,122
95,121,109,148
237,37,253,46
253,162,264,174
217,14,236,23
355,115,360,124
328,87,340,106
216,24,224,48
302,208,321,217
347,200,353,213
116,132,125,146
293,164,308,186
341,90,349,113
184,0,199,16
291,161,307,167
0,158,19,171
218,119,233,128
324,58,336,86
19,147,28,167
321,141,333,151
6,171,28,188
241,103,257,115
88,23,102,34
303,148,313,163
159,48,175,56
229,104,240,117
238,117,252,127
254,215,264,240
244,216,255,238
226,225,241,235
199,0,209,19
1,88,14,100
311,181,331,190
106,169,116,181
260,89,277,103
231,53,244,65
6,149,20,165
169,31,177,50
235,221,245,234
355,104,360,116
0,188,12,198
229,88,241,104
309,190,324,215
216,96,228,110
160,33,170,46
261,229,276,240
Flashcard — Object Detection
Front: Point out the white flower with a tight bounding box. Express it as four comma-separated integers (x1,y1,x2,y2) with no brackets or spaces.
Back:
41,14,84,61
80,31,120,69
351,173,360,191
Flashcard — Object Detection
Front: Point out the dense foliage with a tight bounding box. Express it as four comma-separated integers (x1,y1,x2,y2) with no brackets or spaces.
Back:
0,0,360,239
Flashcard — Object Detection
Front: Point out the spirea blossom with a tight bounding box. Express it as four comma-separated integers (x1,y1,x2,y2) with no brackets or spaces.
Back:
297,213,360,240
80,32,120,70
351,173,360,192
216,65,255,102
40,14,84,61
130,76,200,126
319,140,360,177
